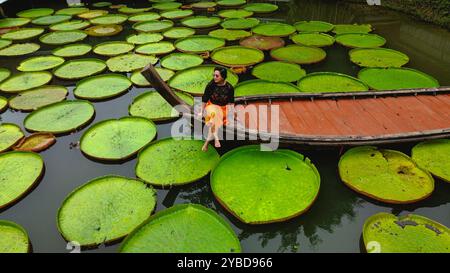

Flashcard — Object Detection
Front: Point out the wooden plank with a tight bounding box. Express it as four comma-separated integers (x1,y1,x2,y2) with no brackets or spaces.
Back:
313,99,356,135
416,95,450,120
298,99,342,135
274,102,297,134
356,99,405,134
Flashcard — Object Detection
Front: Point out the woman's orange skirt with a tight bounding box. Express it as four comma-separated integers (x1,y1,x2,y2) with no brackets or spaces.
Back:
204,101,229,127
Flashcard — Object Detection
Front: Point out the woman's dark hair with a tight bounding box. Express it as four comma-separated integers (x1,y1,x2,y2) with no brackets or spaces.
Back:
214,67,227,79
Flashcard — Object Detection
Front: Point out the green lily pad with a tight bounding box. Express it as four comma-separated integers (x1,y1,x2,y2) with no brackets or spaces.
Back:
271,45,326,64
363,213,450,253
217,0,246,7
152,2,182,10
49,20,90,31
358,67,439,90
24,100,95,134
0,151,44,209
252,61,306,82
129,91,193,121
297,72,369,93
161,9,193,20
181,16,221,29
39,30,87,45
127,33,164,45
32,15,71,25
211,145,320,224
174,35,225,53
85,24,123,36
133,20,174,32
163,27,195,39
412,139,450,183
80,117,157,160
239,35,285,50
252,22,296,37
130,68,175,86
0,68,11,83
211,46,264,67
8,85,68,111
349,48,409,68
333,24,372,34
208,29,251,41
0,18,30,28
106,53,158,72
92,2,112,8
218,9,253,19
150,0,176,2
192,1,217,9
220,17,259,29
54,58,106,80
0,123,24,153
78,10,108,19
93,41,135,56
57,175,157,247
0,220,30,253
74,74,132,100
136,41,175,55
17,8,54,18
0,39,12,50
128,12,161,22
1,28,44,40
52,43,92,57
168,65,238,94
235,79,301,96
0,72,52,93
136,138,220,186
0,43,40,56
90,14,128,25
119,204,241,253
243,3,278,13
0,96,7,112
160,52,203,70
118,7,152,14
291,33,335,47
55,7,89,15
18,56,65,72
294,20,334,32
338,146,434,204
335,33,386,48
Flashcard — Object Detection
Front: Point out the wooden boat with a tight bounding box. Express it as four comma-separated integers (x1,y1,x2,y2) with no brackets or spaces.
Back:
141,64,450,146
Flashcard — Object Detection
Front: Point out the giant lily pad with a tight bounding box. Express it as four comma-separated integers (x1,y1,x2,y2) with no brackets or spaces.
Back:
39,30,87,45
271,45,326,64
130,68,175,87
90,14,128,25
127,33,163,45
335,33,386,48
161,9,193,20
119,204,241,253
1,28,44,40
349,48,409,68
8,85,68,111
0,68,11,83
291,33,335,47
252,61,306,82
221,18,259,29
338,146,435,204
49,20,90,31
0,151,44,209
0,123,24,153
0,96,7,112
174,35,225,53
18,56,65,72
160,53,203,70
135,41,175,55
129,91,193,121
78,10,108,19
136,138,220,186
0,18,30,28
133,20,174,32
17,8,54,18
93,41,135,56
0,39,12,50
0,220,30,253
218,9,253,19
55,7,89,16
92,2,112,8
152,2,182,10
243,3,278,13
54,58,106,80
235,79,301,96
239,35,284,50
211,46,264,67
118,7,152,14
168,65,238,94
80,117,156,160
208,29,251,41
12,133,56,152
252,22,295,37
294,20,334,32
128,12,161,22
211,145,320,224
192,1,217,9
363,213,450,253
57,175,157,247
358,67,439,90
217,0,246,7
412,139,450,183
0,72,52,93
74,74,132,100
85,24,123,36
32,15,71,25
333,24,372,34
52,43,92,57
181,16,221,29
106,53,158,72
163,27,195,39
297,72,368,93
24,100,95,134
0,43,40,56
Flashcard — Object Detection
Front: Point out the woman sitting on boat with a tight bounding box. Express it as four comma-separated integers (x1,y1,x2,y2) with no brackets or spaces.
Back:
200,67,235,152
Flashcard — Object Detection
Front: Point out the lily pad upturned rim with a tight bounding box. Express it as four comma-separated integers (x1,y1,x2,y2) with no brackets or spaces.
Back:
0,123,24,153
294,20,335,33
349,47,410,68
85,24,123,36
0,220,30,253
132,19,174,33
17,55,65,72
73,73,132,100
174,35,226,53
180,16,222,29
270,44,327,65
0,71,53,93
297,72,369,93
335,33,386,48
290,32,335,47
52,43,92,57
211,45,265,67
0,27,45,40
53,58,106,80
160,52,204,70
8,85,68,111
39,30,87,45
92,41,135,56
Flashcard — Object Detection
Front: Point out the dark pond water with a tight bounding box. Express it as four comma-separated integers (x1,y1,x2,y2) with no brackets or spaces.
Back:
0,0,449,253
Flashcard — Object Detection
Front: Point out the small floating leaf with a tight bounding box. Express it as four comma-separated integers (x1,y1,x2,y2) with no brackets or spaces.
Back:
53,58,106,80
412,139,450,183
297,72,368,93
0,123,24,153
0,72,52,93
8,85,68,111
12,132,56,152
0,220,30,253
74,73,132,100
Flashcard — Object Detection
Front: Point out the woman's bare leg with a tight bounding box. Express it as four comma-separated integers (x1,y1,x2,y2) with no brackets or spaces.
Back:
202,122,214,151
